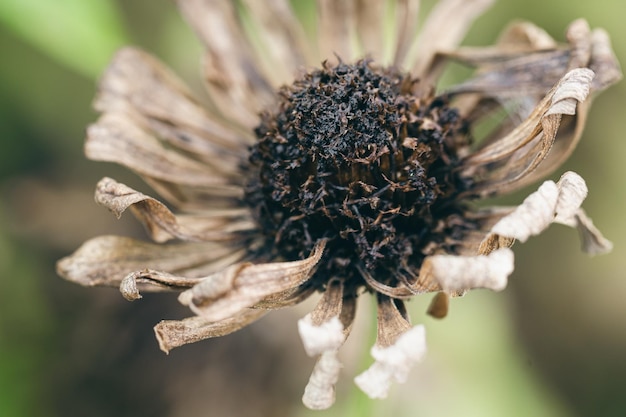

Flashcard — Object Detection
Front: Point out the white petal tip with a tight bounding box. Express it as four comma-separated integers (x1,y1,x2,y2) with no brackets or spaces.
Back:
355,325,427,399
298,315,345,357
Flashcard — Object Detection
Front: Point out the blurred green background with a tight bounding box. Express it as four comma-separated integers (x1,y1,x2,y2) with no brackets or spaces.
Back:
0,1,624,416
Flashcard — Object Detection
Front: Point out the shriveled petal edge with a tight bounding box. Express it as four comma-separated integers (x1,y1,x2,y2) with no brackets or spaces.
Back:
178,241,326,322
154,309,267,354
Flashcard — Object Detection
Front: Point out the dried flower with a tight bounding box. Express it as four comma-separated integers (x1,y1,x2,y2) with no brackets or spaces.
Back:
57,0,621,409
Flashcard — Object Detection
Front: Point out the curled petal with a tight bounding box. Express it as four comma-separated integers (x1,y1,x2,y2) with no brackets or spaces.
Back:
355,325,427,399
298,280,356,410
461,69,594,195
154,309,267,354
298,316,344,357
420,248,515,293
302,351,343,410
56,235,239,287
120,269,202,301
567,209,613,255
179,241,326,322
95,177,251,242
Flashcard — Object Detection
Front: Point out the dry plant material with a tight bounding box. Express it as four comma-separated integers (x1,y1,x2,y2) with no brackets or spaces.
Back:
57,0,621,410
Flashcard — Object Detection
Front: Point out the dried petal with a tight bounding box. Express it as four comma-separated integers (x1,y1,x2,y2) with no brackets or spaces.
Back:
302,350,342,410
410,0,495,82
175,0,275,128
120,269,202,301
178,241,325,322
240,0,312,82
355,324,427,399
94,47,251,152
317,0,355,63
94,177,250,243
56,235,239,287
461,69,594,195
298,280,356,410
420,248,515,293
392,0,421,66
298,316,344,357
154,309,267,353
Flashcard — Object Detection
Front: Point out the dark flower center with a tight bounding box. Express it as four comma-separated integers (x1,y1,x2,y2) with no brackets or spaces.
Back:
245,60,473,292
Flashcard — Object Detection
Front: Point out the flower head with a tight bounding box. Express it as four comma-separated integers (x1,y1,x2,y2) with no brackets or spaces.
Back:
57,0,621,409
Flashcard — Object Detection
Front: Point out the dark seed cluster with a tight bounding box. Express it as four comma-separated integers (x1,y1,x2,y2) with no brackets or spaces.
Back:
245,60,473,292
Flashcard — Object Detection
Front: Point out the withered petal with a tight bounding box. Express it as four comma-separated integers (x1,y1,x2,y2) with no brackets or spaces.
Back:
175,0,275,129
316,0,356,64
354,323,427,399
480,171,612,254
461,68,594,195
57,235,239,288
239,0,312,83
94,46,252,152
94,177,252,243
392,0,421,67
409,0,495,82
154,309,267,354
354,0,386,63
299,281,357,410
419,248,515,293
302,351,343,410
86,113,242,189
120,269,203,301
178,241,326,322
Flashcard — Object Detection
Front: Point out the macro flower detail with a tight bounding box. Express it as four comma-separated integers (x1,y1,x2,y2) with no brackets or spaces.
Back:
57,0,621,409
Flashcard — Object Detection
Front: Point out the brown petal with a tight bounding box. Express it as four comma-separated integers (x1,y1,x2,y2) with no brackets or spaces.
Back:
57,235,239,288
409,0,495,81
94,47,252,152
392,0,421,67
154,309,267,353
299,280,355,355
86,113,242,188
354,296,426,398
461,69,594,195
175,0,275,129
239,0,312,83
354,0,386,62
179,241,326,322
120,269,204,301
94,177,252,243
317,0,356,63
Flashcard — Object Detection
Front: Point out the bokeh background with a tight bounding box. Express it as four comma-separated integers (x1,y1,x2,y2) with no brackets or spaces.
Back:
1,1,624,416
